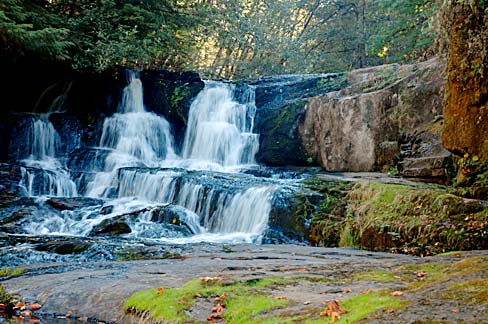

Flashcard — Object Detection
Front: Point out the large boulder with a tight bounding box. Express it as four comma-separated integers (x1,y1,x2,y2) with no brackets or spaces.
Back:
300,59,447,173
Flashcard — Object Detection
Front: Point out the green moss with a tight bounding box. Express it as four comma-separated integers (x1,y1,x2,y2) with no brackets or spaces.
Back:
0,285,11,305
0,267,24,277
352,270,399,283
347,182,488,255
443,279,488,305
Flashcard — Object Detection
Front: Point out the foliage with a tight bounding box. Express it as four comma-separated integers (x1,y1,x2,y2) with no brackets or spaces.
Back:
1,0,440,77
0,0,72,60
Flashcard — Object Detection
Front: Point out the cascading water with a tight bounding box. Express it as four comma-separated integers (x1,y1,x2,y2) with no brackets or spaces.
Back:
181,81,259,169
14,71,278,246
86,72,176,197
17,115,77,197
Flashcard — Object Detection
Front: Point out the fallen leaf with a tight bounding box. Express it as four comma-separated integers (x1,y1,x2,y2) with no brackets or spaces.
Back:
14,302,25,310
78,317,88,322
26,317,40,323
391,291,404,297
454,253,462,257
65,310,73,318
415,271,427,278
320,301,347,323
214,292,226,303
361,289,372,294
451,309,460,314
385,308,396,314
28,303,42,311
0,303,6,310
157,287,164,296
343,289,352,293
274,296,288,300
296,268,307,273
394,276,402,280
21,310,32,317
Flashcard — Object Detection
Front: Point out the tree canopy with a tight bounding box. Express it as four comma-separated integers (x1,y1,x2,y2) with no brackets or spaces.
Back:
0,0,439,78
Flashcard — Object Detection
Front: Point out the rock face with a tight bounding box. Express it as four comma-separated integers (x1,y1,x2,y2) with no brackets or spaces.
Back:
441,2,488,184
141,70,205,150
298,59,450,179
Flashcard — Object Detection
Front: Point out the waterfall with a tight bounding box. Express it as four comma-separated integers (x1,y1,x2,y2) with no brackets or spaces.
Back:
15,71,276,245
182,81,259,167
17,115,77,197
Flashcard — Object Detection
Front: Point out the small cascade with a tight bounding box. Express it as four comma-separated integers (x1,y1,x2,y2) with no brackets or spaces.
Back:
86,71,176,197
182,81,259,168
16,115,77,197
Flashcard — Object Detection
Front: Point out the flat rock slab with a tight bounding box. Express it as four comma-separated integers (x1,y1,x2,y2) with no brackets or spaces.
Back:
2,245,487,323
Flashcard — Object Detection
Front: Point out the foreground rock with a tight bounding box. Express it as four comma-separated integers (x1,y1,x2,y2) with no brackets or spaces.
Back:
2,245,487,323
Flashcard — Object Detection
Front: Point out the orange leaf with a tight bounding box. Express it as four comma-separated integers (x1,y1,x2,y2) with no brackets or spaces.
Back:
343,289,352,293
78,317,88,322
451,309,460,314
391,291,404,297
28,303,42,311
385,308,396,314
415,271,427,278
65,310,73,318
157,287,164,296
14,302,25,310
320,300,347,322
296,268,307,273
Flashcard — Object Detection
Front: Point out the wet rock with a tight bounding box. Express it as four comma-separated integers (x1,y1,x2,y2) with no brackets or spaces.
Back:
67,148,111,172
46,197,103,211
90,219,132,236
35,240,92,255
256,101,310,166
140,70,205,150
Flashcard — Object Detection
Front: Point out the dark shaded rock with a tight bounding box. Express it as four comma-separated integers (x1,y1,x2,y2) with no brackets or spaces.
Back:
256,101,310,166
36,240,92,255
252,73,348,166
100,205,115,215
67,148,111,172
140,70,204,150
46,197,103,211
90,219,132,236
250,73,348,111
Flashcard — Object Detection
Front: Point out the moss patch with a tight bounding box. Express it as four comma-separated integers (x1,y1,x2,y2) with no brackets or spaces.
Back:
125,278,291,324
346,182,488,255
0,267,24,277
299,177,353,247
